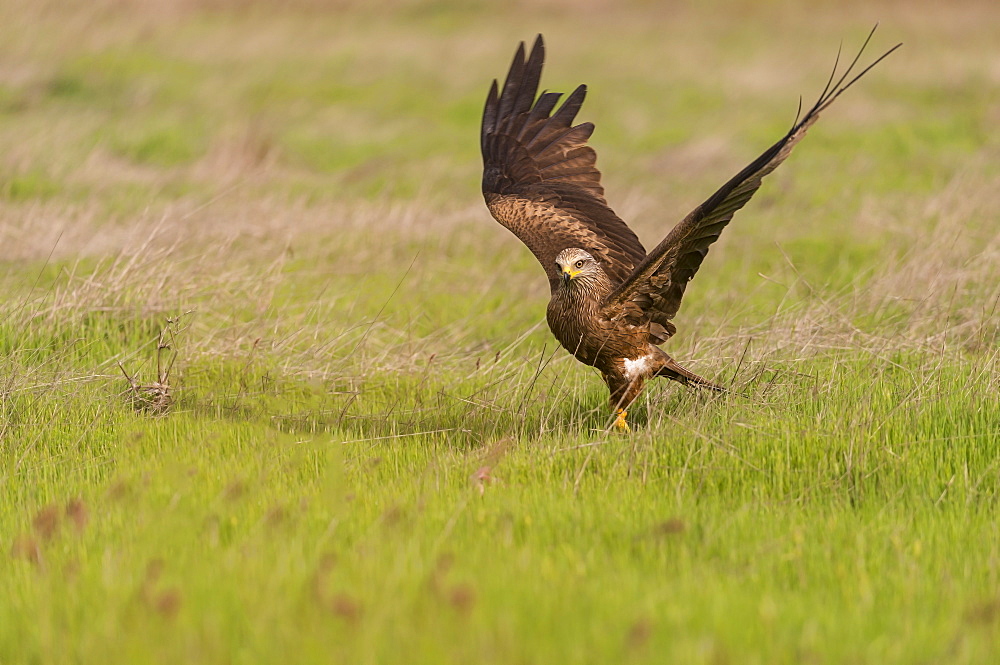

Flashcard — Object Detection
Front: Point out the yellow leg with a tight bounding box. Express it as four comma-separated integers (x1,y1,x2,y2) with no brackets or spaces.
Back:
613,408,630,433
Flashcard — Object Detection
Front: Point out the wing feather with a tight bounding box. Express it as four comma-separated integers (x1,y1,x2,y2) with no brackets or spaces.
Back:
481,35,645,289
602,27,900,340
517,92,563,142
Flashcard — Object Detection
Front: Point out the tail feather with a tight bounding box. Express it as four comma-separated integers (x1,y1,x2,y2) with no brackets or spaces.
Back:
656,356,726,392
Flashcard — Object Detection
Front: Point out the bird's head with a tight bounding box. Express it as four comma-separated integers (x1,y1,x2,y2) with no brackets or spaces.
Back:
555,248,601,288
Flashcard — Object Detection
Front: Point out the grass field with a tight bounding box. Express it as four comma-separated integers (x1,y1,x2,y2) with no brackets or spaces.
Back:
2,0,999,662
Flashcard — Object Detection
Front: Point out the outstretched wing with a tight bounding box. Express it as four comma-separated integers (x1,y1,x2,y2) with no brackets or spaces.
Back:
602,27,900,341
481,35,646,291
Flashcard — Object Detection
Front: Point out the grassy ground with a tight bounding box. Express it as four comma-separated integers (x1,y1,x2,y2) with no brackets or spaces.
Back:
2,0,999,663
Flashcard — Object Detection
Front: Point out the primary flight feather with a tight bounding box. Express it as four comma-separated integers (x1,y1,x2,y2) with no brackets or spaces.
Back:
480,30,899,431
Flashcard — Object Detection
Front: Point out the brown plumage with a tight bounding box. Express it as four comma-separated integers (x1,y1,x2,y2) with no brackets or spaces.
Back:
480,31,899,431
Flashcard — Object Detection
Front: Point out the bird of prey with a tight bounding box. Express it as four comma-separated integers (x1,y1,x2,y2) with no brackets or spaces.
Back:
480,30,898,432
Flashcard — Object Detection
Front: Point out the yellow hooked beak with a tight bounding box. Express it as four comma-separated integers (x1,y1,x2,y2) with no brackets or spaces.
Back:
561,265,580,284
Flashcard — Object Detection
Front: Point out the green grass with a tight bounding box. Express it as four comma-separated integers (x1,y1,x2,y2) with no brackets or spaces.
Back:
2,1,1000,663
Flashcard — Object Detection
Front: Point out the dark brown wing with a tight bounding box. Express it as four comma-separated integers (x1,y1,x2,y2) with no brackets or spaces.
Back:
602,28,900,340
481,35,646,291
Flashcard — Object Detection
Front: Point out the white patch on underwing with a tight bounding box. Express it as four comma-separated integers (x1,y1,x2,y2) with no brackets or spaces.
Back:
623,355,654,381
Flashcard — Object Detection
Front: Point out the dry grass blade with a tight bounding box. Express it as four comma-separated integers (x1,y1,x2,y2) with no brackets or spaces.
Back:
117,316,186,416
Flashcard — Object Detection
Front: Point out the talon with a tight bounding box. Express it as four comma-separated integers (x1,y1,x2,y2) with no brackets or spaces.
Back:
613,409,630,433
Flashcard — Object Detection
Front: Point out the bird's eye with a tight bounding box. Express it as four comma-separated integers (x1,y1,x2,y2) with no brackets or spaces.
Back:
575,260,585,269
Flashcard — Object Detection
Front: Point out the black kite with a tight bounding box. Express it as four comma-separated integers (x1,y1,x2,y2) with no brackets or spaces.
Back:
480,30,899,431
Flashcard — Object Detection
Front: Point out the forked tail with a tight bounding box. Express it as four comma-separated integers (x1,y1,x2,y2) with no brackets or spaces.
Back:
655,354,726,392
